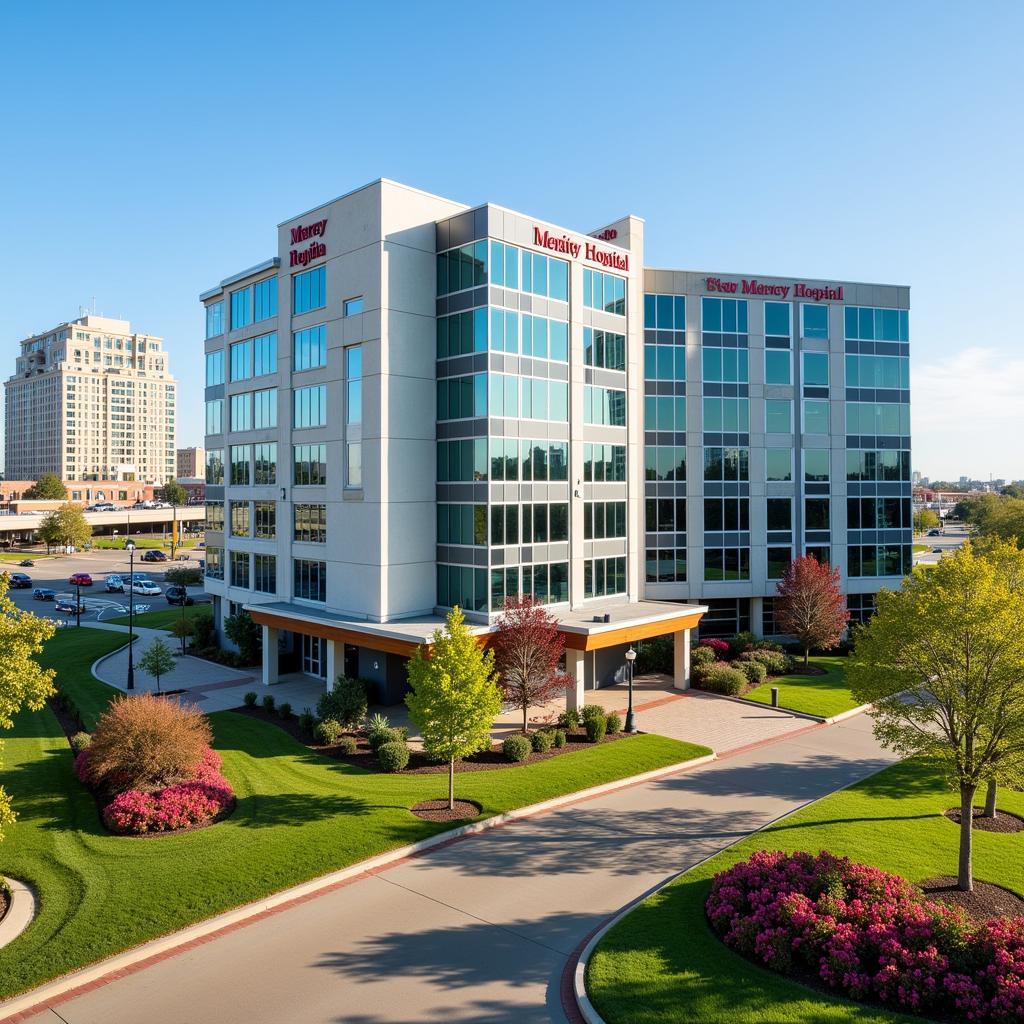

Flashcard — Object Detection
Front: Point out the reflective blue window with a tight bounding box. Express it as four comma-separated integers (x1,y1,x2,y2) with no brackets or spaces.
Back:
293,325,327,371
764,350,790,384
584,270,626,315
584,328,625,371
845,306,909,342
253,333,277,377
205,301,224,339
230,339,251,381
294,384,327,428
343,297,364,316
253,278,278,322
802,303,829,339
764,302,791,337
205,350,224,386
293,267,326,314
701,297,748,334
802,352,830,387
230,287,252,330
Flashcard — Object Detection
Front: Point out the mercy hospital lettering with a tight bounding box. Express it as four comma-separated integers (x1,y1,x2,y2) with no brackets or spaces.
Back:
705,276,844,302
533,227,629,271
289,219,328,267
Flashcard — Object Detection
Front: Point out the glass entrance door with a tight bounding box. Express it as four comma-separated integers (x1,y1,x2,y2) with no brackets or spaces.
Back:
301,634,326,678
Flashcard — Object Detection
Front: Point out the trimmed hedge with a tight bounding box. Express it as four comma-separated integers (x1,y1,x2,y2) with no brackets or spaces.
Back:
503,734,531,762
698,664,747,696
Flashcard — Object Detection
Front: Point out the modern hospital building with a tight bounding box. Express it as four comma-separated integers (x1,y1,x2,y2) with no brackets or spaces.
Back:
201,179,910,704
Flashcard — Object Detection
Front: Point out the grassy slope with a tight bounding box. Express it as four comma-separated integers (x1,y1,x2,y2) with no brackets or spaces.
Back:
0,629,709,1000
587,759,1024,1024
744,655,857,718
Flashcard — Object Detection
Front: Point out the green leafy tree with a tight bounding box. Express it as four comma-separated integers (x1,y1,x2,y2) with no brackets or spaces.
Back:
23,473,67,500
848,544,1024,891
224,610,261,664
165,566,202,587
161,480,187,507
139,638,176,695
37,502,92,551
913,508,940,534
406,606,501,809
0,575,57,840
170,616,194,656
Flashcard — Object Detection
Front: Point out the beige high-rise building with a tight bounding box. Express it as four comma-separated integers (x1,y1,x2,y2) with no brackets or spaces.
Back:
5,314,176,483
177,446,205,478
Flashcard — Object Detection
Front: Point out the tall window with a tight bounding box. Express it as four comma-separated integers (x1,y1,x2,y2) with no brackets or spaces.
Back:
437,241,487,295
293,266,326,314
254,443,277,484
229,445,251,486
294,443,327,485
346,346,362,488
802,303,829,339
230,287,252,330
205,301,224,339
229,500,250,536
294,504,327,543
230,339,252,381
583,269,626,314
294,385,327,428
205,350,225,386
205,399,223,435
293,325,327,371
254,554,277,594
253,388,277,429
253,277,278,322
230,393,252,431
294,559,326,602
230,551,250,589
205,449,224,485
584,328,625,370
584,386,626,426
254,501,276,539
253,333,277,377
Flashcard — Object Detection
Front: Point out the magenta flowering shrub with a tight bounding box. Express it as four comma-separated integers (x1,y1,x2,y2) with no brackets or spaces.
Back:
97,748,234,834
698,638,730,657
706,850,1024,1023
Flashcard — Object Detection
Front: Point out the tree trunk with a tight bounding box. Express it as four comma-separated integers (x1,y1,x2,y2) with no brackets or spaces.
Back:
958,783,976,891
523,704,528,734
984,778,998,818
803,646,810,669
448,758,455,811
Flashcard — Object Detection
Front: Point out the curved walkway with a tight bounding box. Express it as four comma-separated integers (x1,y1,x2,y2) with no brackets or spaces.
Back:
13,712,895,1024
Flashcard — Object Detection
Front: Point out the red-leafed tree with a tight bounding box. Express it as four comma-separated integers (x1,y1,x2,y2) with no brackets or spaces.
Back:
492,596,568,732
775,555,849,668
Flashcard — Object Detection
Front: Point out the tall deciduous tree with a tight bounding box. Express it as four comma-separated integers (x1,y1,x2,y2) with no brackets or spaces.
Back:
139,638,176,695
849,544,1024,891
37,503,92,552
161,480,187,507
774,555,849,667
913,508,940,534
492,596,567,732
24,474,68,500
0,575,57,840
406,606,501,810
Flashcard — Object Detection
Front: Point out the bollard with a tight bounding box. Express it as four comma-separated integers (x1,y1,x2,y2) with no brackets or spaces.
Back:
771,686,779,708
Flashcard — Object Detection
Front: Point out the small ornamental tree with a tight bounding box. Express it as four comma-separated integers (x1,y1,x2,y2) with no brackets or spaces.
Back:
165,566,202,588
774,555,849,667
0,575,56,840
913,507,940,534
492,596,568,732
37,502,92,552
139,638,176,694
24,473,67,500
849,543,1024,891
170,615,194,656
161,480,188,507
406,606,501,810
224,610,261,664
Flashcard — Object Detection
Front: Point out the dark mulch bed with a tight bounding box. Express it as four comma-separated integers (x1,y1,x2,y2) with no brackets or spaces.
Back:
47,696,83,742
920,876,1024,922
411,799,482,822
0,884,9,925
944,806,1024,833
232,704,634,773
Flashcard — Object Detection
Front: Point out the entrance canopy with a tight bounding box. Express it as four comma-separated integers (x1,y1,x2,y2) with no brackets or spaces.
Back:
246,598,707,657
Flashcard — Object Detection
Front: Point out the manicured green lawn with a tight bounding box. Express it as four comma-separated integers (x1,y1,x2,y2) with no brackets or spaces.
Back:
91,537,201,551
0,629,710,1001
744,655,858,718
106,605,208,630
587,759,1024,1024
912,543,929,553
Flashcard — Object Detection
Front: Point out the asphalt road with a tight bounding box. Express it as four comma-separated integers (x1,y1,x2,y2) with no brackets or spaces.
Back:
16,713,897,1024
913,522,969,564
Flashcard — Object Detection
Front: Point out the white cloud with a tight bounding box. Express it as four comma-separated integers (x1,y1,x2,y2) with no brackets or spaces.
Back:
911,347,1024,480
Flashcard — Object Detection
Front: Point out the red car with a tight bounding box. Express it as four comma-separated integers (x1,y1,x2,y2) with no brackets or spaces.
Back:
68,572,93,587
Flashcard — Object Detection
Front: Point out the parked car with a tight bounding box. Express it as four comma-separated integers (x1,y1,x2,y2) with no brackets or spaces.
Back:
55,597,86,614
105,574,125,592
32,588,56,601
122,573,152,586
8,572,31,588
933,547,943,554
927,529,941,536
141,549,167,562
68,572,93,587
165,586,194,606
131,580,162,596
85,503,115,512
18,559,34,567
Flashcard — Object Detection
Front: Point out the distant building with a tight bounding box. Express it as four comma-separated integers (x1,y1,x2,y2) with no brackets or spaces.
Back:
5,315,176,483
0,479,158,507
177,446,205,478
912,470,922,485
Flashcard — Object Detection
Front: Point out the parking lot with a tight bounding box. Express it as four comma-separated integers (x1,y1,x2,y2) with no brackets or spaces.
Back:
1,547,207,625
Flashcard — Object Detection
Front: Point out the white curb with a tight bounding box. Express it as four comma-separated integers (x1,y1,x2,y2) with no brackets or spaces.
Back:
0,749,716,1021
0,879,35,951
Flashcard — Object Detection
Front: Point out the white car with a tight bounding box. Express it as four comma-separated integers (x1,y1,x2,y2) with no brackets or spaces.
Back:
105,574,125,592
131,580,162,596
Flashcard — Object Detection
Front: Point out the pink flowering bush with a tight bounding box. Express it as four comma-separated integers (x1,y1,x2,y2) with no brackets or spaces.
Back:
84,747,233,834
698,637,730,657
706,850,1024,1023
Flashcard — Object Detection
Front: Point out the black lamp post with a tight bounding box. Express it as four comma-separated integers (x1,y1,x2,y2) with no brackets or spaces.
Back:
75,581,81,628
126,541,136,690
624,647,637,733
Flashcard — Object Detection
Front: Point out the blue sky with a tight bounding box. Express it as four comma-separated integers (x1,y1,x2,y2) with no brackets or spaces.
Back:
1,1,1021,481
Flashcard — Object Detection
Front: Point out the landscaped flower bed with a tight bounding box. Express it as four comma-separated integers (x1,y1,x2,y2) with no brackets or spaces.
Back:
706,849,1024,1023
76,745,234,834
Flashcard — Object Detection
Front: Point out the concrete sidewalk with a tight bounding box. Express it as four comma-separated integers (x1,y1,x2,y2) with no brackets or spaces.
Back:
15,712,895,1024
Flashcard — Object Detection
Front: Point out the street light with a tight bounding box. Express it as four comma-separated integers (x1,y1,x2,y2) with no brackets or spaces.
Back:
126,541,136,691
75,581,81,628
624,647,637,733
